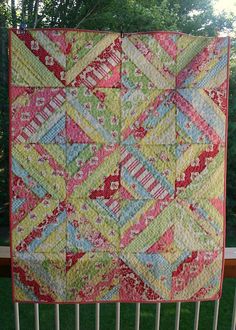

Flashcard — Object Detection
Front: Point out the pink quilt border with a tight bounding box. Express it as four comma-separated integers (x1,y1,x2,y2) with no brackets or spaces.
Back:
8,28,230,304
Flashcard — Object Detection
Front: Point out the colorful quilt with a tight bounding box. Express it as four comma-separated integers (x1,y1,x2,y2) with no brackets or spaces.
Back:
9,29,230,303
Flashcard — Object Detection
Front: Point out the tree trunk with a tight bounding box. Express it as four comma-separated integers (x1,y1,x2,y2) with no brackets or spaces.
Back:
33,0,40,27
11,0,17,27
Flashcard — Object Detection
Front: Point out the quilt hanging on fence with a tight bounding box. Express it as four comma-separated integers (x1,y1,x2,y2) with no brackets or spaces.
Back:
9,28,230,303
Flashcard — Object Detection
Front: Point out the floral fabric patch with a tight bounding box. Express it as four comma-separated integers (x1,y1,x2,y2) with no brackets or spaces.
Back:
10,29,229,303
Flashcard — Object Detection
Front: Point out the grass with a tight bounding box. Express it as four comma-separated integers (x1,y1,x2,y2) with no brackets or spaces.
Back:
0,277,235,330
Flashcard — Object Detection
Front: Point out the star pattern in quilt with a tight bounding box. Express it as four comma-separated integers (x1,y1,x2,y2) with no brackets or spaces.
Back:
10,29,229,303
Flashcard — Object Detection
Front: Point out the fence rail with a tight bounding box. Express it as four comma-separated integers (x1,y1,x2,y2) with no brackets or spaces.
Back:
1,246,236,330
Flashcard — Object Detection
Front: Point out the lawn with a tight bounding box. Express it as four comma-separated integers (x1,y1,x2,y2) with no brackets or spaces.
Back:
0,277,235,330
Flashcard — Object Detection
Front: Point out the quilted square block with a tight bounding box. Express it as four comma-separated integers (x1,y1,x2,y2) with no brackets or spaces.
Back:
10,30,67,87
119,197,223,301
65,86,121,144
10,29,229,304
174,197,224,250
175,144,224,199
171,249,223,300
13,252,66,302
66,198,120,253
65,31,121,87
121,89,176,145
11,158,48,227
12,143,66,200
120,199,175,253
120,144,175,199
119,253,167,301
66,252,119,302
122,32,177,89
66,143,120,200
176,35,229,88
12,196,68,254
11,87,66,144
174,89,227,144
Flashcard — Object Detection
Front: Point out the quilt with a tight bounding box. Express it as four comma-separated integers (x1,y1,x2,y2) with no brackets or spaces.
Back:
9,28,230,303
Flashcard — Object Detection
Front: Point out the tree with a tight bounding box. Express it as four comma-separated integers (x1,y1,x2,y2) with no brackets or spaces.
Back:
0,0,236,244
227,39,236,246
1,0,236,35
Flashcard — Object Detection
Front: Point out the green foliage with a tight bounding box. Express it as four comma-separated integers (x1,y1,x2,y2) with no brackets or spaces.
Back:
1,0,235,34
0,1,10,26
39,0,235,35
0,22,9,229
226,39,236,245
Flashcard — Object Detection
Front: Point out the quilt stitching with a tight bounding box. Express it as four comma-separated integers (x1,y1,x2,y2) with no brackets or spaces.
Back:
10,29,229,303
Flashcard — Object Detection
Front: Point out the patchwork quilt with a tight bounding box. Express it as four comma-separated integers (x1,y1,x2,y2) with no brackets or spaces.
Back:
9,28,229,303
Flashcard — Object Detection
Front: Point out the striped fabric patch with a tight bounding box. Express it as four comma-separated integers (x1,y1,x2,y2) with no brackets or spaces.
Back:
9,29,229,304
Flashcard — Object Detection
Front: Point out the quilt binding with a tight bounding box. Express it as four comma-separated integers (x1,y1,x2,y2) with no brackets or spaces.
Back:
8,28,230,304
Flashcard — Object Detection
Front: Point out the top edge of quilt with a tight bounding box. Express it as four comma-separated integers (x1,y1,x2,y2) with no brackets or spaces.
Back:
9,28,230,40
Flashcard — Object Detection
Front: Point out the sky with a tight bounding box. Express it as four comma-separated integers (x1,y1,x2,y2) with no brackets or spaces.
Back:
214,0,236,14
213,0,236,35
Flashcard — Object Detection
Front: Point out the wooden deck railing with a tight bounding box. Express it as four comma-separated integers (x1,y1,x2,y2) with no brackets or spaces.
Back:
1,246,236,330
